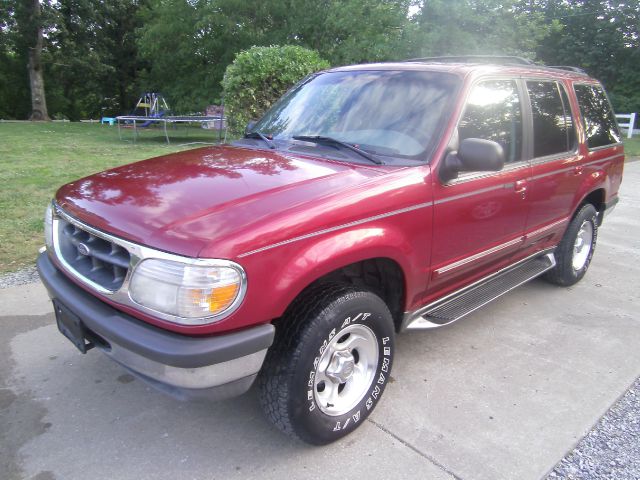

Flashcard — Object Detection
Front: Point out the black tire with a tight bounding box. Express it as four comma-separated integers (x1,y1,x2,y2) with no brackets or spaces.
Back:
258,283,395,445
545,203,598,286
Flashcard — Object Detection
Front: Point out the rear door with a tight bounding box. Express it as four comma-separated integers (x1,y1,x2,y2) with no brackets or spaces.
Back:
429,78,530,297
519,79,582,256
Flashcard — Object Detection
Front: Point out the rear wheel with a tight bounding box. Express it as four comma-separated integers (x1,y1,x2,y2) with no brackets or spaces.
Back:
258,284,395,445
545,203,598,286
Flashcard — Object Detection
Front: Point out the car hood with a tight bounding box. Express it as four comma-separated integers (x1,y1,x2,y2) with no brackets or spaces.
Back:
56,145,386,258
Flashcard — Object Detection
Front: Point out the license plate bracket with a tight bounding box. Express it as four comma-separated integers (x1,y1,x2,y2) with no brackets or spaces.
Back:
53,299,94,353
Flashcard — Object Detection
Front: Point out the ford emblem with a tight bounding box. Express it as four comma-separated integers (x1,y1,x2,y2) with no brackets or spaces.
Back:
77,243,90,256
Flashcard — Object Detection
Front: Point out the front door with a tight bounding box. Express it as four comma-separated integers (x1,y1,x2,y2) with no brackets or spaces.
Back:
428,78,531,300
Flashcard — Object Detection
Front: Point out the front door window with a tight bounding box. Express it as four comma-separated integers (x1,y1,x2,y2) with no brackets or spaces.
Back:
458,80,523,164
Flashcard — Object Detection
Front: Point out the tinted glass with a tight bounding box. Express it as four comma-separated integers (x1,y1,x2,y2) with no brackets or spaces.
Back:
458,80,522,163
574,84,621,148
254,70,460,159
527,81,575,157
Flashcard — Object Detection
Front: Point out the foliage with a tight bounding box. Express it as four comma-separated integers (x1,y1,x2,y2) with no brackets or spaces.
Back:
221,45,329,136
44,0,148,120
0,0,51,119
136,0,226,114
533,0,640,113
136,0,409,114
1,0,640,119
0,0,146,120
407,0,561,59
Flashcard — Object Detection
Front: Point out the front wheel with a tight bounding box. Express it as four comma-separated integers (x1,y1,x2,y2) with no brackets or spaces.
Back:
545,203,598,286
258,284,395,445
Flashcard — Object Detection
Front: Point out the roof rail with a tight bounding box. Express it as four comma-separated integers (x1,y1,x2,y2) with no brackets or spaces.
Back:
405,55,534,66
547,65,587,74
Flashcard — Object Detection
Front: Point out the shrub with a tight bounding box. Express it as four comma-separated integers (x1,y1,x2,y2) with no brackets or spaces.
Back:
609,91,640,115
222,45,330,136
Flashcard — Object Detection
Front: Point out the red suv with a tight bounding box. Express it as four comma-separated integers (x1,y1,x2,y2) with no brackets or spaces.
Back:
38,57,624,445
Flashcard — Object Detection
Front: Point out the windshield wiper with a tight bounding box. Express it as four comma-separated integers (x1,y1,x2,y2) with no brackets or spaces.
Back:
244,131,276,149
292,135,383,165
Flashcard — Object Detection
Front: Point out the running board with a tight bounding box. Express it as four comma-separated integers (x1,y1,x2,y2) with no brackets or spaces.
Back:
404,252,556,330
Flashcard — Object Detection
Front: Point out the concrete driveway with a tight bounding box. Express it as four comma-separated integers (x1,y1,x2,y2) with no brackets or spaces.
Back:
2,161,639,480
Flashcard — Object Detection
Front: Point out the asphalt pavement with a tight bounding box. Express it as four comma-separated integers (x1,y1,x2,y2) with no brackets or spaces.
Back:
2,160,639,480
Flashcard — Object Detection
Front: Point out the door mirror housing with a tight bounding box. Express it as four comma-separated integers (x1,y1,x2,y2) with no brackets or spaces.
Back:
441,138,505,181
458,138,505,172
245,120,257,134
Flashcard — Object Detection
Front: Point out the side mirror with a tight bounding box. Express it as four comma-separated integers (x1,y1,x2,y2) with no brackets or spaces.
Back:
441,138,505,181
245,120,257,134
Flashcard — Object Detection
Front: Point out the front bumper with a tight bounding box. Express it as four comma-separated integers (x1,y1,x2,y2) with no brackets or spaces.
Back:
37,252,275,400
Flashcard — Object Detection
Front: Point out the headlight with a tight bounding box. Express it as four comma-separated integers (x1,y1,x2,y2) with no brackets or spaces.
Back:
44,202,54,250
129,258,245,324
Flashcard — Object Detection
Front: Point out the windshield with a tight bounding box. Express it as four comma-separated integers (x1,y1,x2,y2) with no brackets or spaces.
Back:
252,70,460,160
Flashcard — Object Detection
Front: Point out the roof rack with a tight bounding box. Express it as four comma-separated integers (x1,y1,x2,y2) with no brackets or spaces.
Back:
547,65,587,74
405,55,534,66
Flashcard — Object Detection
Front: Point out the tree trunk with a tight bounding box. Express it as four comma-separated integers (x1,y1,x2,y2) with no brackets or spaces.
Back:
27,0,49,121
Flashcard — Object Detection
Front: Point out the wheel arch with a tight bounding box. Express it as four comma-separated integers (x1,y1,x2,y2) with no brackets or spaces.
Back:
287,256,407,331
261,239,411,333
242,222,422,333
576,187,606,225
579,188,605,211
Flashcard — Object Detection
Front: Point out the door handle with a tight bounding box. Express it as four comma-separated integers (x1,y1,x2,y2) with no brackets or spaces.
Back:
514,179,528,199
515,179,528,193
574,165,584,175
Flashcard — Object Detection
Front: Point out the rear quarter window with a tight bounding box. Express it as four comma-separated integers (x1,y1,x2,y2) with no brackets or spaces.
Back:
574,84,621,149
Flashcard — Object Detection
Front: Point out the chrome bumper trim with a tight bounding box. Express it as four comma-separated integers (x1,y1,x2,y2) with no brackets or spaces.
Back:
102,340,268,390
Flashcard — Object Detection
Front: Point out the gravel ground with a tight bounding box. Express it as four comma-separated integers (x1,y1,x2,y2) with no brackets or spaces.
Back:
548,377,640,480
0,265,39,289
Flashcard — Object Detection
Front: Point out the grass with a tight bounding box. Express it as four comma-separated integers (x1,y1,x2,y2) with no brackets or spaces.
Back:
623,136,640,157
0,122,638,274
0,121,219,273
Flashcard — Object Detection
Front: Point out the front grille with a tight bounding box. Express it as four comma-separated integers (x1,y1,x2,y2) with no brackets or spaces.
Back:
55,216,130,292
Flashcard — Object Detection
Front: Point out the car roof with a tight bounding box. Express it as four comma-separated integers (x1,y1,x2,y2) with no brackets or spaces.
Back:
329,60,595,83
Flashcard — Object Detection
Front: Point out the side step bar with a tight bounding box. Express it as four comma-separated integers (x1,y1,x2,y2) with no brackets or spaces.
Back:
403,252,556,330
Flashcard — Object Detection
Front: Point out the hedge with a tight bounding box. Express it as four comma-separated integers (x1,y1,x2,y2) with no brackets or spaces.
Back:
222,45,330,136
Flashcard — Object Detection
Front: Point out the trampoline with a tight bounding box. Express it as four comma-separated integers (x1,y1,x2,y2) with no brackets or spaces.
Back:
116,115,226,144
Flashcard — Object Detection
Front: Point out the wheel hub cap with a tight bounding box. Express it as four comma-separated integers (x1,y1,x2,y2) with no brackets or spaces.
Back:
572,220,593,271
312,323,379,416
325,350,356,384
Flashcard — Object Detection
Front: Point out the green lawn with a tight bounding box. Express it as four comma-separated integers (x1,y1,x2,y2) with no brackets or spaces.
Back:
623,136,640,157
0,121,217,273
0,122,638,274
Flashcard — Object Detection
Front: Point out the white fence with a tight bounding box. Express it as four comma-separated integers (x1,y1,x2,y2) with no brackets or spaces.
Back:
616,113,636,139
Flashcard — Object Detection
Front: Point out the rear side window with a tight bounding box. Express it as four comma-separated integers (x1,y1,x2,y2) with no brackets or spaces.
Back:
458,80,523,163
527,81,576,157
574,84,621,149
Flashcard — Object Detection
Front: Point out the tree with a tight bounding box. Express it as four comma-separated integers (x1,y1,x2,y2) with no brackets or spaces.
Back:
27,0,48,119
534,0,640,112
2,0,639,120
136,0,227,113
11,0,51,120
408,0,559,59
137,0,411,113
44,0,147,120
0,2,30,119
